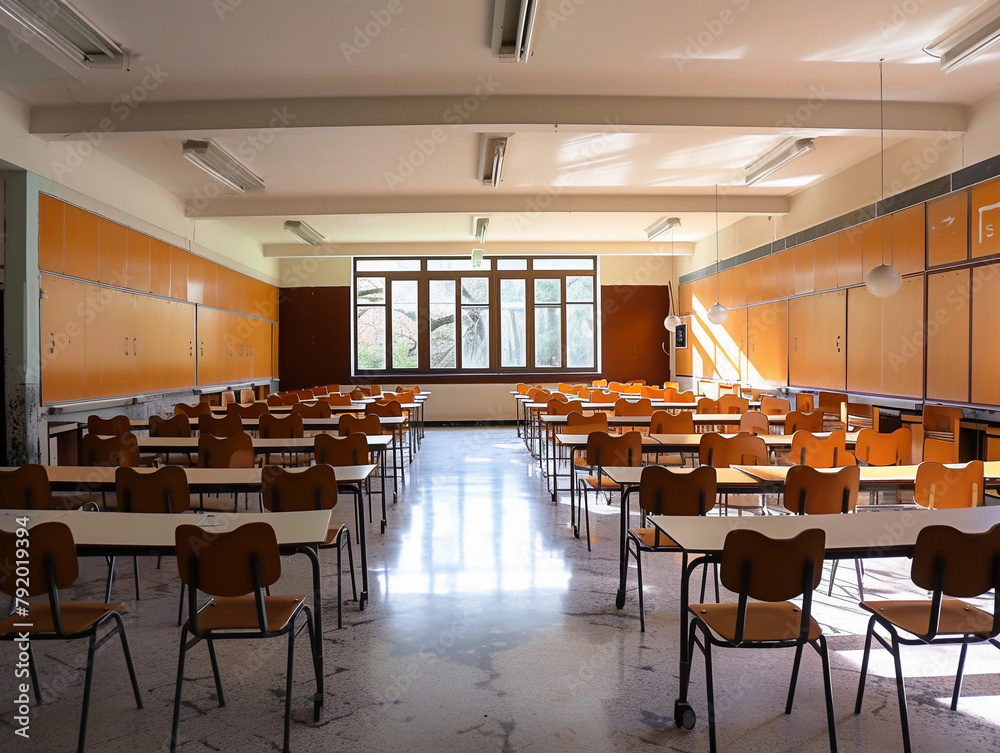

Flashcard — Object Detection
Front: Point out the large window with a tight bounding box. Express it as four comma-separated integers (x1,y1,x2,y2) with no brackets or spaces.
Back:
353,257,597,375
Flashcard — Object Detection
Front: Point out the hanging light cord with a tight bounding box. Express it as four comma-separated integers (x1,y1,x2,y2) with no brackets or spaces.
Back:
715,184,720,299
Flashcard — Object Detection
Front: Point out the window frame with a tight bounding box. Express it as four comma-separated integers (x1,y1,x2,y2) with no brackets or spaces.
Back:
352,256,598,377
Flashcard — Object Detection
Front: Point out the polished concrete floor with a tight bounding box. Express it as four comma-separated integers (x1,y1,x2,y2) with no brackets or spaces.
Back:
6,426,1000,752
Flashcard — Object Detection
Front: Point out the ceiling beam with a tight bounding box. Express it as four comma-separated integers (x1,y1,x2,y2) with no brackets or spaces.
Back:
263,241,697,258
185,193,790,218
30,95,966,139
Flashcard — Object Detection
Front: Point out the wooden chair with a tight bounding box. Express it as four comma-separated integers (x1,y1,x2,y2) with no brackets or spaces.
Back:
854,428,909,466
738,410,770,435
0,464,53,509
922,404,963,463
790,430,854,468
640,385,666,399
239,388,256,404
116,465,190,602
782,464,865,598
174,401,213,418
913,460,984,509
219,389,236,407
817,390,847,416
197,432,256,510
684,528,836,753
696,397,718,413
698,432,767,468
150,413,194,466
759,395,791,415
261,463,357,628
784,410,824,434
197,413,243,438
576,431,642,551
81,432,140,506
310,385,329,397
626,465,718,631
614,397,652,433
315,432,382,531
717,395,749,414
326,392,355,407
651,410,694,434
339,413,384,438
675,390,697,403
844,402,880,431
266,393,286,406
855,523,1000,753
227,402,269,419
292,401,333,418
171,522,319,753
0,522,143,753
794,393,815,413
86,414,131,436
326,384,341,394
258,413,305,465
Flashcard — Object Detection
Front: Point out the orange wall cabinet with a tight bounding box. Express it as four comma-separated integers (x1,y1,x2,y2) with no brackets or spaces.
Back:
712,306,747,381
847,287,882,395
847,277,923,398
746,301,788,386
164,300,197,391
789,290,846,390
63,203,99,281
812,234,838,292
971,262,1000,404
927,192,969,267
891,204,926,276
926,269,970,402
97,217,127,286
971,177,1000,259
38,193,65,273
39,275,86,404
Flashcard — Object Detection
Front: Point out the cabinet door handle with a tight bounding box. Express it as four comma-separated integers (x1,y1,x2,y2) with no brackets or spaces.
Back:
189,340,194,357
49,333,56,354
124,336,129,356
133,337,137,356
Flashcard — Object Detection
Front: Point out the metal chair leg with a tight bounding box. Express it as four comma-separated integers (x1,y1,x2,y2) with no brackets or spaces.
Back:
77,631,99,753
786,642,805,714
284,628,295,753
170,628,189,753
207,638,224,706
815,636,839,753
854,615,878,713
634,543,645,632
890,633,912,753
952,642,969,711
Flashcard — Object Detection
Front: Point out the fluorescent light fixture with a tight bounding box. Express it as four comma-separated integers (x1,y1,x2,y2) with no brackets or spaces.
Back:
646,216,681,241
284,220,325,245
0,0,124,73
491,0,539,63
478,134,509,188
471,248,484,268
744,138,815,186
473,217,489,244
181,139,265,193
926,1,1000,72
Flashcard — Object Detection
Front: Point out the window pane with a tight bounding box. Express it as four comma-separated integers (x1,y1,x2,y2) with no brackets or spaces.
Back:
391,280,418,369
566,276,593,302
356,277,385,304
534,306,561,367
430,280,456,368
496,258,528,270
356,260,421,272
566,304,595,368
534,278,561,304
500,279,526,368
461,306,489,368
462,277,489,304
533,258,594,271
356,306,386,369
428,258,492,271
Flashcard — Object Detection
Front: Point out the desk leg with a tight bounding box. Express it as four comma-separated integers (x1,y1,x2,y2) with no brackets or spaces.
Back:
570,447,578,536
615,486,634,609
297,546,324,713
352,483,369,610
675,554,709,729
516,399,522,438
550,428,559,502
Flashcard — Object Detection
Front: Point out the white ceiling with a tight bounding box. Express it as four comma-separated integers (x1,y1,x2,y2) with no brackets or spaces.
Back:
4,0,1000,254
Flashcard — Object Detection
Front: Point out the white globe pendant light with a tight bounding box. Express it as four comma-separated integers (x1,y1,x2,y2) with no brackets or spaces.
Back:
865,59,900,298
664,313,682,332
707,302,729,325
709,185,728,324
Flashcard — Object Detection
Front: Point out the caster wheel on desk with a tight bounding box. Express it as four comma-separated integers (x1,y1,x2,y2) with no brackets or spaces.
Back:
674,701,696,730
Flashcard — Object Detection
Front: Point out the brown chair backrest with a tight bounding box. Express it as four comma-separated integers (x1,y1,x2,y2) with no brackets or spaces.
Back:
292,401,333,418
910,523,1000,600
366,400,402,418
613,398,652,416
174,401,213,418
176,522,280,599
258,412,304,439
546,398,578,416
87,414,131,436
220,390,236,407
696,397,718,413
325,393,355,407
759,396,791,415
197,432,255,468
197,413,244,438
794,393,815,413
717,395,749,414
266,393,285,406
227,402,269,419
565,410,610,435
592,378,608,387
922,404,963,463
855,428,910,466
515,383,530,395
698,432,767,468
315,433,370,465
782,464,860,515
791,430,852,468
785,410,824,434
738,410,770,435
261,463,341,512
326,384,340,395
280,393,301,405
585,431,642,468
638,465,717,521
0,521,78,598
81,432,139,467
115,465,190,514
311,386,329,397
239,388,256,404
914,460,984,509
720,528,825,603
0,464,52,509
650,410,694,434
817,391,847,414
349,388,366,400
339,413,383,437
640,385,666,399
149,413,192,438
674,390,697,403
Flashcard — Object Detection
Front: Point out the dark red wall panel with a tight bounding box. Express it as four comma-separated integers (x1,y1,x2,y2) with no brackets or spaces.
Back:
600,284,671,384
278,287,352,390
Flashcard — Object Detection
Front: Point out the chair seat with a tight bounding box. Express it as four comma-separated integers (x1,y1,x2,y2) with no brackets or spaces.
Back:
322,523,348,547
193,594,306,634
0,602,121,636
690,601,823,642
628,527,678,549
583,475,619,490
860,598,996,639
